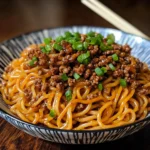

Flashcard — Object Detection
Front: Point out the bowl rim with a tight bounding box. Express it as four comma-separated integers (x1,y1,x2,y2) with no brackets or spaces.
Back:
0,25,150,133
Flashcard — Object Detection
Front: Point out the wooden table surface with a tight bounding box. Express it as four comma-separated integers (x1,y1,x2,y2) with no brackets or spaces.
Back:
0,0,150,149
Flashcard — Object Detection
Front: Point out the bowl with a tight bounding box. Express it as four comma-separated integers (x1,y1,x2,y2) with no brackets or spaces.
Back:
0,26,150,144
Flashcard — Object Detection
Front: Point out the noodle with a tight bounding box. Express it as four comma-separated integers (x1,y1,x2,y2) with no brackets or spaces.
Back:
0,31,150,130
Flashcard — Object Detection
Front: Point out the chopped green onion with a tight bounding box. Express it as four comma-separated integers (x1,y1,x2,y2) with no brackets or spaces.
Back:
85,37,91,43
32,56,37,61
55,36,64,42
40,46,47,53
72,41,83,51
29,56,38,66
73,32,80,39
107,45,113,50
107,34,115,45
100,43,113,51
107,39,113,45
40,45,51,54
96,33,103,40
100,43,106,51
29,62,34,66
83,41,89,50
65,90,72,101
61,73,68,81
65,31,73,38
120,79,127,87
112,54,118,61
53,43,62,51
49,109,56,117
77,51,90,64
87,31,95,37
44,37,52,45
96,38,102,45
95,67,104,76
67,37,76,44
101,67,107,73
73,73,80,80
109,63,116,71
83,57,90,65
45,45,51,51
90,37,98,45
72,44,75,50
98,83,103,91
86,37,101,45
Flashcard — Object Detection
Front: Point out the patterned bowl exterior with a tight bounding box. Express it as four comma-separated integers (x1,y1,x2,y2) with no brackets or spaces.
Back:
0,26,150,144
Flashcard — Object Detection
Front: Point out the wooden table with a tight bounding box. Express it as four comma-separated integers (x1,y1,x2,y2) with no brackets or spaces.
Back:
0,0,150,149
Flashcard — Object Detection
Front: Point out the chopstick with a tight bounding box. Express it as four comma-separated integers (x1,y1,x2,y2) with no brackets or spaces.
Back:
81,0,149,39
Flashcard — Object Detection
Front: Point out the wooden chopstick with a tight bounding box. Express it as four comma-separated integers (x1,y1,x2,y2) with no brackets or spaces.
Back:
81,0,149,39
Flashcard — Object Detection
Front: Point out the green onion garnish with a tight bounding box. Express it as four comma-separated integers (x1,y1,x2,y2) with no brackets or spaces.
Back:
55,36,64,42
95,67,104,76
109,63,116,71
95,67,107,76
101,67,107,73
73,73,80,80
44,37,52,45
112,54,118,61
40,46,47,53
107,34,115,45
66,37,76,44
90,37,98,45
40,45,51,54
120,79,127,87
65,90,72,101
29,56,38,66
83,57,90,65
72,41,83,51
73,32,80,39
45,45,51,51
96,33,103,40
77,51,90,64
61,73,68,81
87,31,95,37
65,31,73,38
83,41,89,50
100,43,113,51
98,83,103,91
49,109,56,117
53,43,62,51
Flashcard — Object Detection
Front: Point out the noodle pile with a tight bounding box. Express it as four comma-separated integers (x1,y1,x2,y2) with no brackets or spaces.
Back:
0,31,150,130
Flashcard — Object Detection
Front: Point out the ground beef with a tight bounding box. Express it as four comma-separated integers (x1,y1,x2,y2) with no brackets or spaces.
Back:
80,34,87,42
73,64,85,75
137,88,150,95
113,69,124,78
75,104,86,112
59,65,71,74
35,79,42,91
41,83,49,92
68,78,76,87
20,33,149,91
4,65,13,73
24,89,32,101
84,69,92,79
27,45,49,67
23,64,31,70
50,67,59,75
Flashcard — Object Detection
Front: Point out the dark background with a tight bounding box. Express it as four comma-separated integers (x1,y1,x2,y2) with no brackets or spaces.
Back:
0,0,150,150
0,0,150,42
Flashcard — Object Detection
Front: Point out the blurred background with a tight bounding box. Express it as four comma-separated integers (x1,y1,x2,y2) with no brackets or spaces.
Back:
0,0,150,42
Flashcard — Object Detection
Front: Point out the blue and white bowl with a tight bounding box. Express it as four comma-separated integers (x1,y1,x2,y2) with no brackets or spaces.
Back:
0,26,150,144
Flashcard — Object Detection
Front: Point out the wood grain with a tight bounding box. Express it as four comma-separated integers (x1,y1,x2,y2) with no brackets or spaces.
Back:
0,0,150,149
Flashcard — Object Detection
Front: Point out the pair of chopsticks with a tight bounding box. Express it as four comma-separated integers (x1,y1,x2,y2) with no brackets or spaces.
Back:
81,0,149,40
